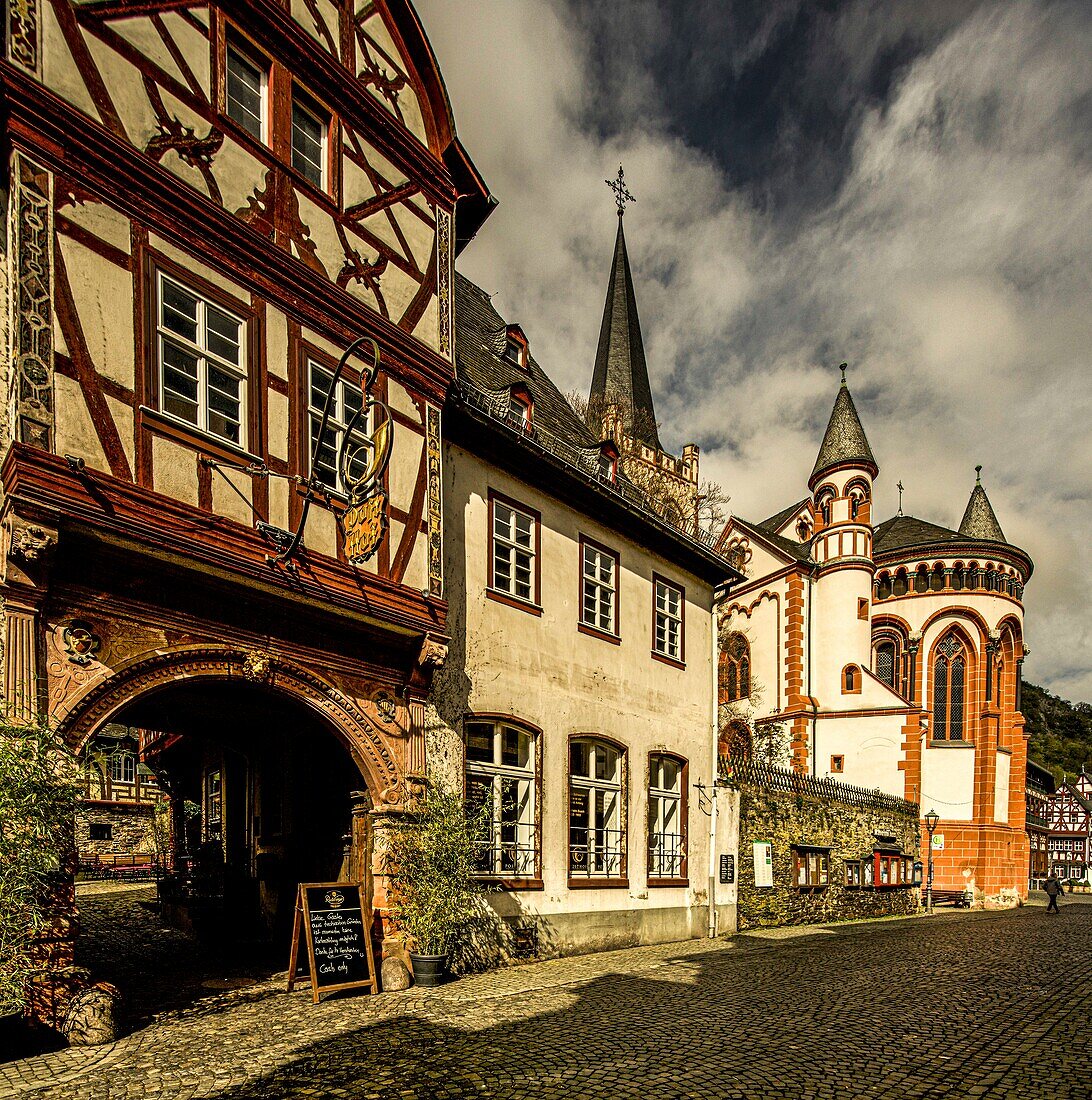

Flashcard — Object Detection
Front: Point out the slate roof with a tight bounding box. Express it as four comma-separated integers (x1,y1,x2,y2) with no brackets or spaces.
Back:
733,515,813,563
959,479,1006,542
873,514,1031,574
810,380,877,486
588,217,661,451
760,498,810,536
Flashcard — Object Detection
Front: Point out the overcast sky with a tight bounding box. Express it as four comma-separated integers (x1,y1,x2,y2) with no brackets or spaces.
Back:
420,0,1092,704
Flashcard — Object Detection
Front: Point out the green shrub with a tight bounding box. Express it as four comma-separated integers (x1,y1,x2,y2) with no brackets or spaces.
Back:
386,788,488,956
0,718,79,1015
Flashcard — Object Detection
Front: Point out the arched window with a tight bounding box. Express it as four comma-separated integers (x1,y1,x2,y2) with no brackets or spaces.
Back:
893,570,909,597
569,738,625,880
930,565,945,592
932,633,969,741
874,641,897,689
721,633,751,704
914,566,929,594
951,564,964,591
816,489,834,527
720,719,753,767
876,573,892,601
842,664,860,693
108,752,136,784
465,719,539,880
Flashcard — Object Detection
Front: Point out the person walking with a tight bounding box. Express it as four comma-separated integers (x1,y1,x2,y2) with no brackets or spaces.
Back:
1043,872,1066,914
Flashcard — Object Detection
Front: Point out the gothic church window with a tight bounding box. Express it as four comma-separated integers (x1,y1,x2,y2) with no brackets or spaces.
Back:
721,633,750,703
875,641,897,689
932,633,969,741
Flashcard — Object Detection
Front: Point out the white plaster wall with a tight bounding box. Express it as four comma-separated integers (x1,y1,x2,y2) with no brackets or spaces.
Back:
994,751,1011,823
920,744,975,821
813,713,907,796
814,566,873,700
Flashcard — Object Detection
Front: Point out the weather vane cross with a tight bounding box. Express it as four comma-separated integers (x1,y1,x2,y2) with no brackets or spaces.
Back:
897,480,905,517
606,165,635,217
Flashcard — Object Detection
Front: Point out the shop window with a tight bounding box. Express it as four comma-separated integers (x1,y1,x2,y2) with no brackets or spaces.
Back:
569,739,625,882
465,719,539,881
89,823,113,841
579,537,619,639
792,847,830,888
225,40,268,142
489,493,539,607
306,358,372,495
652,576,685,665
648,754,687,883
156,271,247,448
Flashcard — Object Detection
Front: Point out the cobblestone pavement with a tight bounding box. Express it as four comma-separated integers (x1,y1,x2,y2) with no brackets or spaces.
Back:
2,884,1090,1099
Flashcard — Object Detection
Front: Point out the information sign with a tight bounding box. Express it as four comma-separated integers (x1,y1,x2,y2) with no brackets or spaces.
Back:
287,882,377,1004
753,841,774,888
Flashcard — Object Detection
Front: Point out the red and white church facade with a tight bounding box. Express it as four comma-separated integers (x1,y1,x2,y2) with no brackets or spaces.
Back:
717,371,1032,906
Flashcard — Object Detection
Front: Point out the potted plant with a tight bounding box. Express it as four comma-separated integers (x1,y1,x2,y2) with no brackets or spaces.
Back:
0,715,79,1043
386,788,487,987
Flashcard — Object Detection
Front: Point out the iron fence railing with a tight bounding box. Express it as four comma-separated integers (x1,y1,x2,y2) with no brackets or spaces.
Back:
724,759,920,817
569,827,624,877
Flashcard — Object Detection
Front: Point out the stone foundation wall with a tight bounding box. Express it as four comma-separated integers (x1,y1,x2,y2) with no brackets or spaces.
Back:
737,781,920,929
76,802,156,859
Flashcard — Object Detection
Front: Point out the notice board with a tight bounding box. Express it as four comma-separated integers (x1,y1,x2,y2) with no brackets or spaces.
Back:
287,882,377,1003
753,841,774,888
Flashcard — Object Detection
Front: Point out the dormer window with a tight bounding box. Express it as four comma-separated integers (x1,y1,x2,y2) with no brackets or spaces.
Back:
597,442,619,484
507,387,532,431
503,326,529,369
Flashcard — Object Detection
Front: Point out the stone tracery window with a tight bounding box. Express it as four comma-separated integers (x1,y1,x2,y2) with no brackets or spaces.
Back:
932,633,970,741
721,632,751,703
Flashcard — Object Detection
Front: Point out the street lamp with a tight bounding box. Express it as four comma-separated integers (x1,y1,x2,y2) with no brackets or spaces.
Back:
924,809,940,913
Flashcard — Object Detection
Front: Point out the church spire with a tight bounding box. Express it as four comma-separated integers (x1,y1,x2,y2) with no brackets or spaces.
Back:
959,466,1006,542
809,364,878,489
587,168,661,451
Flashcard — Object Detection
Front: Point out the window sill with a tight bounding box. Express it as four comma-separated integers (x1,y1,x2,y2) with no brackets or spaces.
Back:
486,589,542,616
139,406,260,466
928,739,974,748
567,877,629,890
651,651,685,670
578,622,620,645
647,877,689,889
474,877,544,892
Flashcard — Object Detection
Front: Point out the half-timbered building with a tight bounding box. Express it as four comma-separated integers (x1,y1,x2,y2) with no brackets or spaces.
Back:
1025,758,1055,888
1045,771,1092,888
1,0,491,993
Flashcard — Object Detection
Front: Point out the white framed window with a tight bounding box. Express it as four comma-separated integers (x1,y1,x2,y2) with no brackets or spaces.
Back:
225,43,268,142
156,272,247,447
653,577,684,662
307,359,371,495
292,96,327,190
490,496,537,604
507,392,532,431
569,739,625,880
465,720,538,880
580,539,618,636
108,753,136,784
648,754,686,881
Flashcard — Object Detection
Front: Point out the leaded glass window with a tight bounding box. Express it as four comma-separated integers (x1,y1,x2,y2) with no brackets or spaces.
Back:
933,634,969,741
875,641,896,689
722,633,750,703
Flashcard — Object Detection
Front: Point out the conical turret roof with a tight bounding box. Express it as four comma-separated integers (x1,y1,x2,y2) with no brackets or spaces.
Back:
809,370,877,488
587,216,661,451
959,467,1006,542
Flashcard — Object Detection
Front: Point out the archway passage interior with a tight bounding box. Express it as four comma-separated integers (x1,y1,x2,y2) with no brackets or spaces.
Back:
111,679,367,951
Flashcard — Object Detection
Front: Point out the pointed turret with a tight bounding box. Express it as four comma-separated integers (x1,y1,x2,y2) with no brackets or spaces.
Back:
959,466,1006,542
587,212,661,451
809,366,878,490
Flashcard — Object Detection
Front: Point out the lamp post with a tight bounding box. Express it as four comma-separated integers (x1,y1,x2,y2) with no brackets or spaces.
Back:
924,809,940,913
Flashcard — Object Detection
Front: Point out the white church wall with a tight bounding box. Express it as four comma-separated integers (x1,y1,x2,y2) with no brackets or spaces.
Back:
920,744,975,821
994,750,1011,823
812,714,906,796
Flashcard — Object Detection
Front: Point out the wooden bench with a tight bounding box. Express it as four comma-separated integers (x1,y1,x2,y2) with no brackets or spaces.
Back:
83,853,160,880
924,888,971,908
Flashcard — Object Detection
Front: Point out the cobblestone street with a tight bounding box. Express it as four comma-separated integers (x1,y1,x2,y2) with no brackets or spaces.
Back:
2,884,1090,1099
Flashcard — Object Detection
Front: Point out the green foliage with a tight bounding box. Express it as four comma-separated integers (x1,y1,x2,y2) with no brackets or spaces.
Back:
0,717,79,1015
1023,682,1092,783
386,789,489,957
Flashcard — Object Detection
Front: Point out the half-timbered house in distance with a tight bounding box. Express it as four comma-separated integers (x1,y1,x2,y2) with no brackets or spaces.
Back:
1,0,492,973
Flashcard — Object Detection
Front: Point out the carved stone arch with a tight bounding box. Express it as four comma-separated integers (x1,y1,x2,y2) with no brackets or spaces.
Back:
56,646,401,798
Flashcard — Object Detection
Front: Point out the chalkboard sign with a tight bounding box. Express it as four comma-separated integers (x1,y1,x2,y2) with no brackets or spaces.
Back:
287,882,377,1003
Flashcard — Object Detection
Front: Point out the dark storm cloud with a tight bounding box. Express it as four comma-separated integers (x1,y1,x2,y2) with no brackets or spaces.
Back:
421,0,1092,701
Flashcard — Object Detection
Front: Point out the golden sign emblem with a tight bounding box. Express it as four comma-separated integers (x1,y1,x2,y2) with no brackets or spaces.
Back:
324,890,346,910
343,491,388,564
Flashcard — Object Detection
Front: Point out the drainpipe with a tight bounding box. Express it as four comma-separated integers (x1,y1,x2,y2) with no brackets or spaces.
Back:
807,565,817,777
708,589,721,938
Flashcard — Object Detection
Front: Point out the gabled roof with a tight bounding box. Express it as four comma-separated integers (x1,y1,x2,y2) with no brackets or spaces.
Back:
810,377,877,489
959,470,1006,542
760,498,810,536
733,515,813,564
1060,782,1092,817
588,217,661,451
872,514,1032,576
